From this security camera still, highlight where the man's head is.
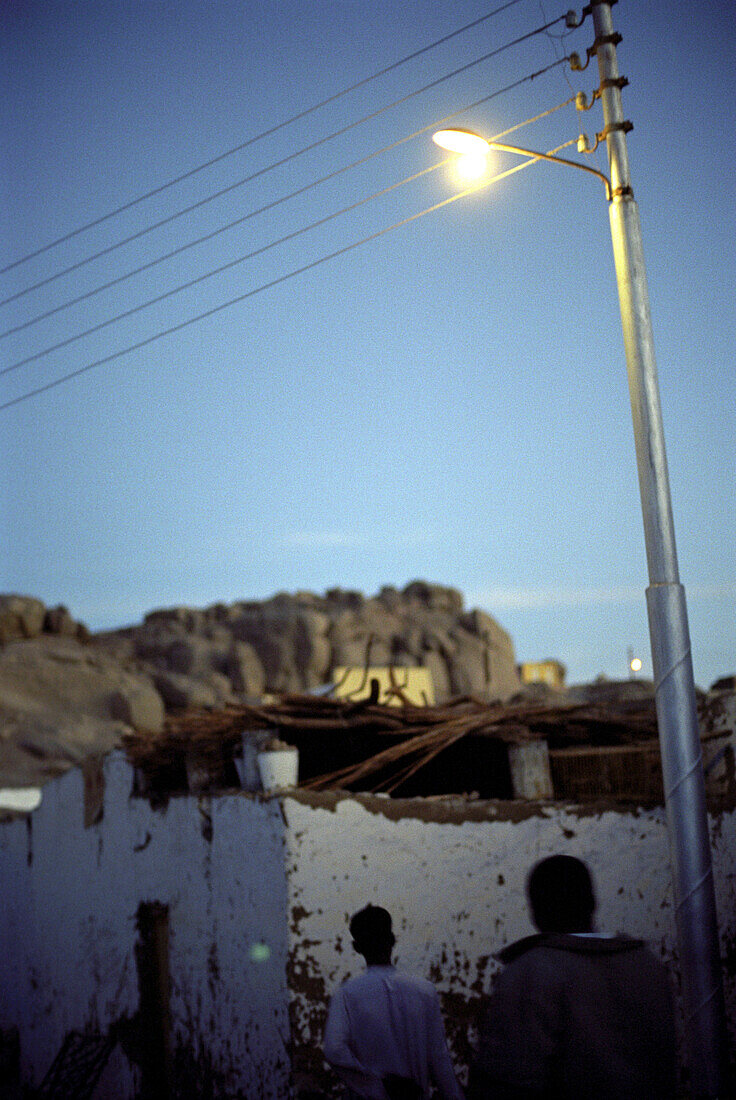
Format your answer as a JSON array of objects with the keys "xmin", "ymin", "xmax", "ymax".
[
  {"xmin": 527, "ymin": 855, "xmax": 596, "ymax": 933},
  {"xmin": 349, "ymin": 904, "xmax": 395, "ymax": 964}
]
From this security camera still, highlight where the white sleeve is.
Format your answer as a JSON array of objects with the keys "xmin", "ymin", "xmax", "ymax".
[{"xmin": 324, "ymin": 987, "xmax": 388, "ymax": 1100}]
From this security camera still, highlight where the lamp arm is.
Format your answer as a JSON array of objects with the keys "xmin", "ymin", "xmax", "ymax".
[{"xmin": 489, "ymin": 141, "xmax": 611, "ymax": 200}]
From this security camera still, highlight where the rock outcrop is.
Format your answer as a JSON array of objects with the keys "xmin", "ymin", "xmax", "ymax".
[
  {"xmin": 0, "ymin": 584, "xmax": 520, "ymax": 788},
  {"xmin": 0, "ymin": 633, "xmax": 164, "ymax": 786},
  {"xmin": 98, "ymin": 581, "xmax": 520, "ymax": 707},
  {"xmin": 0, "ymin": 595, "xmax": 88, "ymax": 645}
]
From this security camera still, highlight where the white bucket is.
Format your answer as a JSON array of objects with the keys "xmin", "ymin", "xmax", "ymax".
[{"xmin": 257, "ymin": 748, "xmax": 299, "ymax": 791}]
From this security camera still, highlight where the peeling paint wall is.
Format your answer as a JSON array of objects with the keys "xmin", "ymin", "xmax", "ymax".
[
  {"xmin": 0, "ymin": 753, "xmax": 291, "ymax": 1098},
  {"xmin": 2, "ymin": 759, "xmax": 736, "ymax": 1098},
  {"xmin": 282, "ymin": 791, "xmax": 736, "ymax": 1095}
]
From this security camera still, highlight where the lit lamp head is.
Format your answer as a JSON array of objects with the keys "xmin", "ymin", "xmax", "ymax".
[{"xmin": 432, "ymin": 127, "xmax": 491, "ymax": 181}]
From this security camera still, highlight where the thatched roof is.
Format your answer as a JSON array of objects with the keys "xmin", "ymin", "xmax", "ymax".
[{"xmin": 123, "ymin": 687, "xmax": 663, "ymax": 799}]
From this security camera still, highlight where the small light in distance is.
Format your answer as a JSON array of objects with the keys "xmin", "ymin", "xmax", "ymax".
[
  {"xmin": 249, "ymin": 942, "xmax": 271, "ymax": 963},
  {"xmin": 630, "ymin": 657, "xmax": 643, "ymax": 674}
]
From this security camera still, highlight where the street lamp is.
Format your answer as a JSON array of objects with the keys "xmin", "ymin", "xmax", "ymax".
[
  {"xmin": 432, "ymin": 127, "xmax": 612, "ymax": 197},
  {"xmin": 433, "ymin": 3, "xmax": 727, "ymax": 1095}
]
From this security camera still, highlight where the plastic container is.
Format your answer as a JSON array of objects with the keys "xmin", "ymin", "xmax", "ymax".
[{"xmin": 256, "ymin": 747, "xmax": 299, "ymax": 791}]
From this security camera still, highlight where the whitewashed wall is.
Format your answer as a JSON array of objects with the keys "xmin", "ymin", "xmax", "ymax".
[
  {"xmin": 2, "ymin": 755, "xmax": 735, "ymax": 1097},
  {"xmin": 282, "ymin": 790, "xmax": 736, "ymax": 1093},
  {"xmin": 0, "ymin": 753, "xmax": 291, "ymax": 1098}
]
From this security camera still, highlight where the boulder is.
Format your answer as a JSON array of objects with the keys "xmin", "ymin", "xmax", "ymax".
[
  {"xmin": 92, "ymin": 629, "xmax": 136, "ymax": 664},
  {"xmin": 165, "ymin": 636, "xmax": 220, "ymax": 677},
  {"xmin": 376, "ymin": 585, "xmax": 402, "ymax": 612},
  {"xmin": 0, "ymin": 595, "xmax": 46, "ymax": 644},
  {"xmin": 143, "ymin": 606, "xmax": 206, "ymax": 633},
  {"xmin": 396, "ymin": 626, "xmax": 424, "ymax": 662},
  {"xmin": 152, "ymin": 671, "xmax": 230, "ymax": 710},
  {"xmin": 0, "ymin": 635, "xmax": 165, "ymax": 786},
  {"xmin": 133, "ymin": 627, "xmax": 187, "ymax": 667},
  {"xmin": 446, "ymin": 633, "xmax": 491, "ymax": 696},
  {"xmin": 296, "ymin": 632, "xmax": 331, "ymax": 687},
  {"xmin": 421, "ymin": 650, "xmax": 452, "ymax": 702},
  {"xmin": 296, "ymin": 607, "xmax": 330, "ymax": 638},
  {"xmin": 43, "ymin": 605, "xmax": 79, "ymax": 637},
  {"xmin": 325, "ymin": 588, "xmax": 365, "ymax": 610},
  {"xmin": 294, "ymin": 610, "xmax": 332, "ymax": 684},
  {"xmin": 461, "ymin": 608, "xmax": 513, "ymax": 652},
  {"xmin": 109, "ymin": 683, "xmax": 165, "ymax": 734},
  {"xmin": 208, "ymin": 671, "xmax": 238, "ymax": 705},
  {"xmin": 227, "ymin": 642, "xmax": 266, "ymax": 697},
  {"xmin": 403, "ymin": 581, "xmax": 464, "ymax": 615},
  {"xmin": 488, "ymin": 652, "xmax": 522, "ymax": 700},
  {"xmin": 419, "ymin": 622, "xmax": 456, "ymax": 656},
  {"xmin": 330, "ymin": 633, "xmax": 392, "ymax": 670},
  {"xmin": 330, "ymin": 604, "xmax": 400, "ymax": 655},
  {"xmin": 231, "ymin": 615, "xmax": 299, "ymax": 692}
]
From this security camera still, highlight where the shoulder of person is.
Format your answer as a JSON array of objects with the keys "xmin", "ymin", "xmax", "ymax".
[
  {"xmin": 383, "ymin": 970, "xmax": 444, "ymax": 1007},
  {"xmin": 332, "ymin": 970, "xmax": 371, "ymax": 997},
  {"xmin": 497, "ymin": 931, "xmax": 646, "ymax": 965},
  {"xmin": 392, "ymin": 970, "xmax": 438, "ymax": 994}
]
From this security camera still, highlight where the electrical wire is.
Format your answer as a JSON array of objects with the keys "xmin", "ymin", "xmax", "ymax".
[
  {"xmin": 491, "ymin": 90, "xmax": 577, "ymax": 140},
  {"xmin": 1, "ymin": 63, "xmax": 573, "ymax": 342},
  {"xmin": 1, "ymin": 161, "xmax": 448, "ymax": 378},
  {"xmin": 0, "ymin": 143, "xmax": 574, "ymax": 413},
  {"xmin": 0, "ymin": 0, "xmax": 527, "ymax": 278},
  {"xmin": 539, "ymin": 0, "xmax": 584, "ymax": 95},
  {"xmin": 0, "ymin": 13, "xmax": 568, "ymax": 308}
]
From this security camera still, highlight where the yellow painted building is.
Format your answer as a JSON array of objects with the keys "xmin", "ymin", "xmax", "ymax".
[
  {"xmin": 332, "ymin": 666, "xmax": 435, "ymax": 706},
  {"xmin": 519, "ymin": 660, "xmax": 566, "ymax": 690}
]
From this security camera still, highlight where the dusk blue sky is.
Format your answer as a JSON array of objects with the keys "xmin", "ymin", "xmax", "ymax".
[{"xmin": 1, "ymin": 0, "xmax": 734, "ymax": 688}]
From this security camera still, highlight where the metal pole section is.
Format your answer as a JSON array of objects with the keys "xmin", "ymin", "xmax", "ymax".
[{"xmin": 590, "ymin": 3, "xmax": 726, "ymax": 1094}]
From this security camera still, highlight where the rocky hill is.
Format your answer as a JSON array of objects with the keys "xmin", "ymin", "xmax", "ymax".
[{"xmin": 0, "ymin": 584, "xmax": 520, "ymax": 787}]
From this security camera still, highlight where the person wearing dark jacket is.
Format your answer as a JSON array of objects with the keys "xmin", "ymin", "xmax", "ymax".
[{"xmin": 468, "ymin": 855, "xmax": 677, "ymax": 1099}]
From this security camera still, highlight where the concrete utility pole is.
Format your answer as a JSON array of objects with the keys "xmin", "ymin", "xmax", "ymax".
[{"xmin": 590, "ymin": 2, "xmax": 726, "ymax": 1094}]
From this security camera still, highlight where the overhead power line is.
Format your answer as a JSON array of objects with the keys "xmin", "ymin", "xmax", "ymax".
[
  {"xmin": 1, "ymin": 161, "xmax": 448, "ymax": 378},
  {"xmin": 1, "ymin": 64, "xmax": 574, "ymax": 342},
  {"xmin": 0, "ymin": 0, "xmax": 527, "ymax": 277},
  {"xmin": 0, "ymin": 12, "xmax": 568, "ymax": 308},
  {"xmin": 0, "ymin": 141, "xmax": 576, "ymax": 413}
]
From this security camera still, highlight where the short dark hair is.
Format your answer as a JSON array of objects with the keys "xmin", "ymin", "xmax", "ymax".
[
  {"xmin": 527, "ymin": 855, "xmax": 596, "ymax": 933},
  {"xmin": 349, "ymin": 905, "xmax": 394, "ymax": 950}
]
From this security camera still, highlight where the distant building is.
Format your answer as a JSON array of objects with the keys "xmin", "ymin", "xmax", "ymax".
[
  {"xmin": 332, "ymin": 666, "xmax": 435, "ymax": 706},
  {"xmin": 519, "ymin": 659, "xmax": 567, "ymax": 690}
]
